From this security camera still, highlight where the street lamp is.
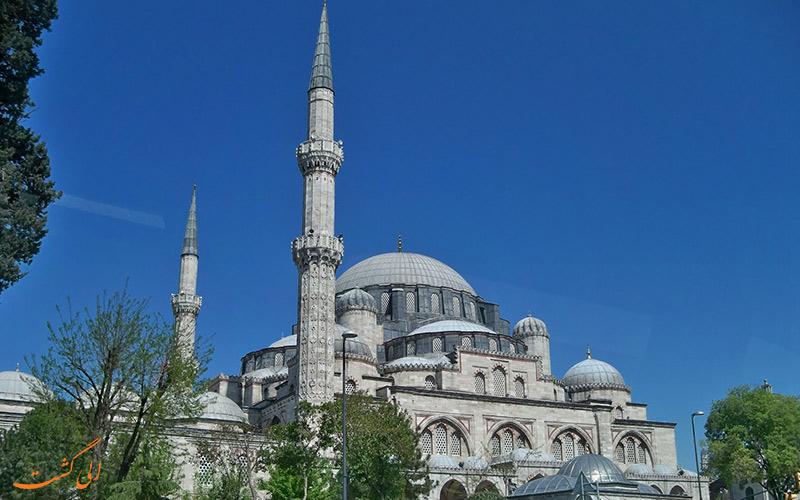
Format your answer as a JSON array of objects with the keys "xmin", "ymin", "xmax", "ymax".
[
  {"xmin": 692, "ymin": 411, "xmax": 705, "ymax": 500},
  {"xmin": 341, "ymin": 331, "xmax": 357, "ymax": 500}
]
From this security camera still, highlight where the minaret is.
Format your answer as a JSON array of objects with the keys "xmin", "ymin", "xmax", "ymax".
[
  {"xmin": 290, "ymin": 2, "xmax": 344, "ymax": 404},
  {"xmin": 171, "ymin": 186, "xmax": 202, "ymax": 358}
]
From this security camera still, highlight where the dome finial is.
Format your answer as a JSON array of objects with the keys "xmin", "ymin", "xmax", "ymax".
[
  {"xmin": 398, "ymin": 232, "xmax": 402, "ymax": 252},
  {"xmin": 586, "ymin": 344, "xmax": 591, "ymax": 359},
  {"xmin": 15, "ymin": 363, "xmax": 19, "ymax": 372}
]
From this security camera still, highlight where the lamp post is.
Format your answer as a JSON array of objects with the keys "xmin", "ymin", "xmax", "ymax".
[
  {"xmin": 692, "ymin": 411, "xmax": 705, "ymax": 500},
  {"xmin": 341, "ymin": 331, "xmax": 357, "ymax": 500}
]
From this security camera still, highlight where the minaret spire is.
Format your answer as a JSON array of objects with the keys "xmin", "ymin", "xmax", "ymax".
[
  {"xmin": 172, "ymin": 186, "xmax": 202, "ymax": 359},
  {"xmin": 291, "ymin": 3, "xmax": 345, "ymax": 404}
]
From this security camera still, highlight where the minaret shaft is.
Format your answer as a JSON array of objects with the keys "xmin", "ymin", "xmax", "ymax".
[
  {"xmin": 172, "ymin": 187, "xmax": 202, "ymax": 359},
  {"xmin": 291, "ymin": 3, "xmax": 343, "ymax": 404}
]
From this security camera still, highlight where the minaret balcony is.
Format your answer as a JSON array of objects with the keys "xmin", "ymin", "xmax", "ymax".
[
  {"xmin": 171, "ymin": 293, "xmax": 203, "ymax": 314},
  {"xmin": 296, "ymin": 139, "xmax": 343, "ymax": 176},
  {"xmin": 291, "ymin": 233, "xmax": 344, "ymax": 268}
]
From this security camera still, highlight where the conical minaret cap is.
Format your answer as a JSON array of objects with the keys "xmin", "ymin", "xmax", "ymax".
[
  {"xmin": 181, "ymin": 186, "xmax": 198, "ymax": 257},
  {"xmin": 309, "ymin": 3, "xmax": 333, "ymax": 91}
]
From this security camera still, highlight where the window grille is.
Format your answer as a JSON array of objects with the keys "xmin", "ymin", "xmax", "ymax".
[
  {"xmin": 407, "ymin": 341, "xmax": 416, "ymax": 356},
  {"xmin": 345, "ymin": 380, "xmax": 356, "ymax": 395},
  {"xmin": 474, "ymin": 373, "xmax": 485, "ymax": 394},
  {"xmin": 425, "ymin": 376, "xmax": 436, "ymax": 390},
  {"xmin": 431, "ymin": 293, "xmax": 440, "ymax": 313},
  {"xmin": 461, "ymin": 336, "xmax": 472, "ymax": 348},
  {"xmin": 275, "ymin": 352, "xmax": 284, "ymax": 367},
  {"xmin": 503, "ymin": 430, "xmax": 513, "ymax": 453},
  {"xmin": 516, "ymin": 435, "xmax": 526, "ymax": 450},
  {"xmin": 450, "ymin": 432, "xmax": 461, "ymax": 456},
  {"xmin": 552, "ymin": 441, "xmax": 562, "ymax": 461},
  {"xmin": 433, "ymin": 337, "xmax": 443, "ymax": 352},
  {"xmin": 625, "ymin": 438, "xmax": 635, "ymax": 463},
  {"xmin": 489, "ymin": 338, "xmax": 497, "ymax": 351},
  {"xmin": 380, "ymin": 292, "xmax": 390, "ymax": 314},
  {"xmin": 196, "ymin": 455, "xmax": 213, "ymax": 485},
  {"xmin": 452, "ymin": 296, "xmax": 461, "ymax": 316},
  {"xmin": 468, "ymin": 302, "xmax": 476, "ymax": 320},
  {"xmin": 616, "ymin": 444, "xmax": 625, "ymax": 462},
  {"xmin": 406, "ymin": 292, "xmax": 416, "ymax": 312},
  {"xmin": 576, "ymin": 440, "xmax": 585, "ymax": 456},
  {"xmin": 421, "ymin": 431, "xmax": 432, "ymax": 454},
  {"xmin": 237, "ymin": 454, "xmax": 248, "ymax": 472},
  {"xmin": 490, "ymin": 435, "xmax": 501, "ymax": 456},
  {"xmin": 435, "ymin": 426, "xmax": 447, "ymax": 455},
  {"xmin": 514, "ymin": 377, "xmax": 525, "ymax": 398},
  {"xmin": 637, "ymin": 443, "xmax": 646, "ymax": 463},
  {"xmin": 564, "ymin": 434, "xmax": 575, "ymax": 460},
  {"xmin": 493, "ymin": 367, "xmax": 506, "ymax": 396}
]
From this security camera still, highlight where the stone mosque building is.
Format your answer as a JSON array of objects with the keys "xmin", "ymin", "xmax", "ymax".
[{"xmin": 0, "ymin": 4, "xmax": 709, "ymax": 499}]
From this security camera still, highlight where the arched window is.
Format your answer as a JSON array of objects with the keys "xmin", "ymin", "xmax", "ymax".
[
  {"xmin": 433, "ymin": 337, "xmax": 443, "ymax": 352},
  {"xmin": 406, "ymin": 292, "xmax": 416, "ymax": 312},
  {"xmin": 474, "ymin": 373, "xmax": 486, "ymax": 394},
  {"xmin": 637, "ymin": 443, "xmax": 646, "ymax": 463},
  {"xmin": 407, "ymin": 341, "xmax": 416, "ymax": 356},
  {"xmin": 514, "ymin": 377, "xmax": 525, "ymax": 398},
  {"xmin": 615, "ymin": 406, "xmax": 623, "ymax": 418},
  {"xmin": 425, "ymin": 375, "xmax": 436, "ymax": 390},
  {"xmin": 450, "ymin": 432, "xmax": 462, "ymax": 456},
  {"xmin": 552, "ymin": 430, "xmax": 590, "ymax": 461},
  {"xmin": 461, "ymin": 336, "xmax": 472, "ymax": 348},
  {"xmin": 468, "ymin": 302, "xmax": 476, "ymax": 320},
  {"xmin": 502, "ymin": 430, "xmax": 514, "ymax": 453},
  {"xmin": 489, "ymin": 425, "xmax": 529, "ymax": 456},
  {"xmin": 421, "ymin": 430, "xmax": 432, "ymax": 454},
  {"xmin": 380, "ymin": 292, "xmax": 390, "ymax": 314},
  {"xmin": 615, "ymin": 435, "xmax": 650, "ymax": 464},
  {"xmin": 431, "ymin": 293, "xmax": 440, "ymax": 313},
  {"xmin": 745, "ymin": 487, "xmax": 755, "ymax": 500},
  {"xmin": 435, "ymin": 426, "xmax": 447, "ymax": 455},
  {"xmin": 493, "ymin": 367, "xmax": 506, "ymax": 396},
  {"xmin": 552, "ymin": 441, "xmax": 562, "ymax": 461},
  {"xmin": 516, "ymin": 435, "xmax": 526, "ymax": 450},
  {"xmin": 616, "ymin": 445, "xmax": 625, "ymax": 462},
  {"xmin": 670, "ymin": 486, "xmax": 686, "ymax": 496},
  {"xmin": 345, "ymin": 379, "xmax": 356, "ymax": 395},
  {"xmin": 489, "ymin": 338, "xmax": 497, "ymax": 351},
  {"xmin": 490, "ymin": 435, "xmax": 501, "ymax": 456},
  {"xmin": 509, "ymin": 343, "xmax": 516, "ymax": 354},
  {"xmin": 625, "ymin": 437, "xmax": 636, "ymax": 463},
  {"xmin": 452, "ymin": 296, "xmax": 461, "ymax": 316},
  {"xmin": 275, "ymin": 352, "xmax": 284, "ymax": 367}
]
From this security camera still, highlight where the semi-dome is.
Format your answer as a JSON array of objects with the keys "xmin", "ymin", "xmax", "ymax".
[
  {"xmin": 562, "ymin": 358, "xmax": 628, "ymax": 391},
  {"xmin": 626, "ymin": 463, "xmax": 654, "ymax": 475},
  {"xmin": 461, "ymin": 456, "xmax": 489, "ymax": 469},
  {"xmin": 427, "ymin": 454, "xmax": 461, "ymax": 469},
  {"xmin": 409, "ymin": 319, "xmax": 494, "ymax": 336},
  {"xmin": 334, "ymin": 335, "xmax": 373, "ymax": 358},
  {"xmin": 653, "ymin": 464, "xmax": 677, "ymax": 475},
  {"xmin": 0, "ymin": 367, "xmax": 46, "ymax": 402},
  {"xmin": 336, "ymin": 288, "xmax": 377, "ymax": 315},
  {"xmin": 513, "ymin": 314, "xmax": 549, "ymax": 338},
  {"xmin": 199, "ymin": 392, "xmax": 246, "ymax": 422},
  {"xmin": 336, "ymin": 252, "xmax": 476, "ymax": 295},
  {"xmin": 268, "ymin": 334, "xmax": 297, "ymax": 349},
  {"xmin": 557, "ymin": 454, "xmax": 629, "ymax": 484}
]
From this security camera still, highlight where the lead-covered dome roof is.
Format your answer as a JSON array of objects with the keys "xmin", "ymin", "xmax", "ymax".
[
  {"xmin": 199, "ymin": 392, "xmax": 246, "ymax": 422},
  {"xmin": 513, "ymin": 314, "xmax": 549, "ymax": 338},
  {"xmin": 336, "ymin": 253, "xmax": 475, "ymax": 295},
  {"xmin": 336, "ymin": 288, "xmax": 377, "ymax": 315},
  {"xmin": 557, "ymin": 454, "xmax": 629, "ymax": 483},
  {"xmin": 562, "ymin": 358, "xmax": 628, "ymax": 392},
  {"xmin": 0, "ymin": 367, "xmax": 47, "ymax": 402}
]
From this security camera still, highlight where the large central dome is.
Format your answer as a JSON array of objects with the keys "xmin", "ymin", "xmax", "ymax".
[{"xmin": 336, "ymin": 252, "xmax": 475, "ymax": 295}]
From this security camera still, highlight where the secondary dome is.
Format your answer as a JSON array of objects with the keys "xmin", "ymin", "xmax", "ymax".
[
  {"xmin": 513, "ymin": 314, "xmax": 549, "ymax": 338},
  {"xmin": 199, "ymin": 392, "xmax": 246, "ymax": 422},
  {"xmin": 336, "ymin": 252, "xmax": 475, "ymax": 295},
  {"xmin": 0, "ymin": 367, "xmax": 46, "ymax": 402},
  {"xmin": 557, "ymin": 454, "xmax": 629, "ymax": 483},
  {"xmin": 336, "ymin": 288, "xmax": 377, "ymax": 315},
  {"xmin": 268, "ymin": 334, "xmax": 297, "ymax": 349},
  {"xmin": 409, "ymin": 319, "xmax": 494, "ymax": 336},
  {"xmin": 562, "ymin": 358, "xmax": 628, "ymax": 391}
]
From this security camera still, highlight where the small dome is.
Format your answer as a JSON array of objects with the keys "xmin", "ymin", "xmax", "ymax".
[
  {"xmin": 409, "ymin": 319, "xmax": 494, "ymax": 336},
  {"xmin": 512, "ymin": 475, "xmax": 577, "ymax": 496},
  {"xmin": 0, "ymin": 368, "xmax": 46, "ymax": 402},
  {"xmin": 557, "ymin": 454, "xmax": 629, "ymax": 483},
  {"xmin": 461, "ymin": 456, "xmax": 489, "ymax": 470},
  {"xmin": 653, "ymin": 464, "xmax": 677, "ymax": 475},
  {"xmin": 199, "ymin": 392, "xmax": 246, "ymax": 422},
  {"xmin": 383, "ymin": 356, "xmax": 433, "ymax": 370},
  {"xmin": 337, "ymin": 252, "xmax": 476, "ymax": 295},
  {"xmin": 336, "ymin": 288, "xmax": 377, "ymax": 315},
  {"xmin": 334, "ymin": 335, "xmax": 373, "ymax": 358},
  {"xmin": 562, "ymin": 358, "xmax": 628, "ymax": 391},
  {"xmin": 513, "ymin": 314, "xmax": 549, "ymax": 338},
  {"xmin": 246, "ymin": 367, "xmax": 278, "ymax": 379},
  {"xmin": 427, "ymin": 454, "xmax": 461, "ymax": 469},
  {"xmin": 268, "ymin": 334, "xmax": 297, "ymax": 349},
  {"xmin": 626, "ymin": 463, "xmax": 654, "ymax": 475}
]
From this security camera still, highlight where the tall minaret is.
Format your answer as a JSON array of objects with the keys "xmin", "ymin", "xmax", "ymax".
[
  {"xmin": 171, "ymin": 186, "xmax": 202, "ymax": 358},
  {"xmin": 290, "ymin": 2, "xmax": 344, "ymax": 404}
]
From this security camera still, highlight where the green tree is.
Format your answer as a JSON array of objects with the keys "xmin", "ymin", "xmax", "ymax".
[
  {"xmin": 0, "ymin": 0, "xmax": 61, "ymax": 296},
  {"xmin": 705, "ymin": 385, "xmax": 800, "ymax": 500},
  {"xmin": 193, "ymin": 422, "xmax": 268, "ymax": 500},
  {"xmin": 28, "ymin": 287, "xmax": 211, "ymax": 499},
  {"xmin": 323, "ymin": 393, "xmax": 432, "ymax": 500}
]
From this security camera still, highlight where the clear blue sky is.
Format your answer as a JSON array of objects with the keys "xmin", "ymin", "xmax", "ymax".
[{"xmin": 2, "ymin": 1, "xmax": 799, "ymax": 471}]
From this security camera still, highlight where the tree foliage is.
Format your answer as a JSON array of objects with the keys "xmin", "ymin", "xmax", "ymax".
[
  {"xmin": 705, "ymin": 385, "xmax": 800, "ymax": 500},
  {"xmin": 0, "ymin": 0, "xmax": 61, "ymax": 296},
  {"xmin": 193, "ymin": 422, "xmax": 267, "ymax": 500},
  {"xmin": 27, "ymin": 286, "xmax": 210, "ymax": 498}
]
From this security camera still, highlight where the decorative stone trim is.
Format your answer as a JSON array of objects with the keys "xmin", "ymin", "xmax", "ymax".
[
  {"xmin": 333, "ymin": 352, "xmax": 376, "ymax": 364},
  {"xmin": 458, "ymin": 346, "xmax": 538, "ymax": 361},
  {"xmin": 170, "ymin": 293, "xmax": 202, "ymax": 314},
  {"xmin": 291, "ymin": 234, "xmax": 344, "ymax": 268},
  {"xmin": 296, "ymin": 139, "xmax": 343, "ymax": 176}
]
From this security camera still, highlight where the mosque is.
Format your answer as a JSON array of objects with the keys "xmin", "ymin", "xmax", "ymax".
[{"xmin": 0, "ymin": 4, "xmax": 709, "ymax": 499}]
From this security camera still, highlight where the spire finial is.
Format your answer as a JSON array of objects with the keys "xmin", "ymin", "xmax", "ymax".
[
  {"xmin": 398, "ymin": 233, "xmax": 402, "ymax": 252},
  {"xmin": 309, "ymin": 2, "xmax": 333, "ymax": 91},
  {"xmin": 181, "ymin": 185, "xmax": 198, "ymax": 257},
  {"xmin": 586, "ymin": 344, "xmax": 591, "ymax": 359},
  {"xmin": 15, "ymin": 363, "xmax": 19, "ymax": 372}
]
